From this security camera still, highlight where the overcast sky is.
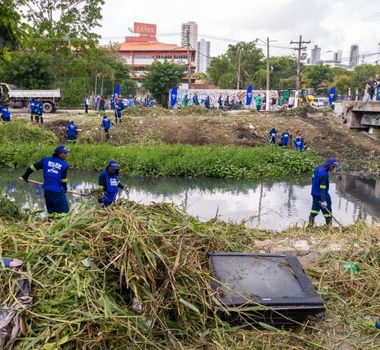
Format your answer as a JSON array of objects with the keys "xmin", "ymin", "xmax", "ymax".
[{"xmin": 97, "ymin": 0, "xmax": 380, "ymax": 63}]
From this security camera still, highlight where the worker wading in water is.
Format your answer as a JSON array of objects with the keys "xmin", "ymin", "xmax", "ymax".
[
  {"xmin": 22, "ymin": 145, "xmax": 70, "ymax": 219},
  {"xmin": 309, "ymin": 158, "xmax": 339, "ymax": 227},
  {"xmin": 98, "ymin": 160, "xmax": 126, "ymax": 207}
]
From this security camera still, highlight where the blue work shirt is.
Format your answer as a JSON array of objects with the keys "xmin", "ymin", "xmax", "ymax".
[
  {"xmin": 311, "ymin": 166, "xmax": 329, "ymax": 201},
  {"xmin": 281, "ymin": 132, "xmax": 290, "ymax": 146},
  {"xmin": 102, "ymin": 117, "xmax": 111, "ymax": 129}
]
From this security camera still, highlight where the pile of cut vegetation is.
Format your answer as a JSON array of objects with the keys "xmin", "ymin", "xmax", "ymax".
[
  {"xmin": 0, "ymin": 199, "xmax": 379, "ymax": 349},
  {"xmin": 0, "ymin": 120, "xmax": 57, "ymax": 145}
]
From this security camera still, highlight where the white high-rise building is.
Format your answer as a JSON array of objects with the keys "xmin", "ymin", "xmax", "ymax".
[
  {"xmin": 181, "ymin": 21, "xmax": 198, "ymax": 68},
  {"xmin": 197, "ymin": 39, "xmax": 210, "ymax": 73},
  {"xmin": 311, "ymin": 45, "xmax": 321, "ymax": 64},
  {"xmin": 349, "ymin": 44, "xmax": 359, "ymax": 67},
  {"xmin": 181, "ymin": 21, "xmax": 198, "ymax": 49}
]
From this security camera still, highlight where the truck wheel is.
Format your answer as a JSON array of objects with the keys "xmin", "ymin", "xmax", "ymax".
[{"xmin": 43, "ymin": 102, "xmax": 54, "ymax": 113}]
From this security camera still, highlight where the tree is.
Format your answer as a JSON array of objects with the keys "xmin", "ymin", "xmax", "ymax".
[
  {"xmin": 0, "ymin": 51, "xmax": 53, "ymax": 88},
  {"xmin": 142, "ymin": 61, "xmax": 186, "ymax": 107},
  {"xmin": 207, "ymin": 41, "xmax": 264, "ymax": 89},
  {"xmin": 192, "ymin": 72, "xmax": 208, "ymax": 81},
  {"xmin": 303, "ymin": 64, "xmax": 333, "ymax": 90},
  {"xmin": 350, "ymin": 64, "xmax": 380, "ymax": 93},
  {"xmin": 0, "ymin": 0, "xmax": 28, "ymax": 61},
  {"xmin": 269, "ymin": 56, "xmax": 297, "ymax": 89},
  {"xmin": 17, "ymin": 0, "xmax": 104, "ymax": 50},
  {"xmin": 330, "ymin": 75, "xmax": 351, "ymax": 95}
]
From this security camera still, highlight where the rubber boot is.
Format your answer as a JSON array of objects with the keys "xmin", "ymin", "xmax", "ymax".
[
  {"xmin": 30, "ymin": 115, "xmax": 34, "ymax": 122},
  {"xmin": 40, "ymin": 117, "xmax": 43, "ymax": 124},
  {"xmin": 325, "ymin": 217, "xmax": 332, "ymax": 227},
  {"xmin": 35, "ymin": 115, "xmax": 39, "ymax": 124},
  {"xmin": 307, "ymin": 216, "xmax": 315, "ymax": 228}
]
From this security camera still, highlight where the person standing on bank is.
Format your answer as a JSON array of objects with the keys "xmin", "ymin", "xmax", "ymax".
[
  {"xmin": 98, "ymin": 160, "xmax": 126, "ymax": 207},
  {"xmin": 22, "ymin": 145, "xmax": 70, "ymax": 219},
  {"xmin": 308, "ymin": 158, "xmax": 339, "ymax": 227},
  {"xmin": 84, "ymin": 96, "xmax": 89, "ymax": 114}
]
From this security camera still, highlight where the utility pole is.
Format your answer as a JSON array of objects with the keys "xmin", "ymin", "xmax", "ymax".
[
  {"xmin": 266, "ymin": 37, "xmax": 271, "ymax": 111},
  {"xmin": 290, "ymin": 35, "xmax": 310, "ymax": 90},
  {"xmin": 186, "ymin": 28, "xmax": 192, "ymax": 89},
  {"xmin": 236, "ymin": 49, "xmax": 242, "ymax": 90}
]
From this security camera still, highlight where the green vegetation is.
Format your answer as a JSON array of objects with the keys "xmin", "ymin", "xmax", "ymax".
[
  {"xmin": 0, "ymin": 143, "xmax": 319, "ymax": 179},
  {"xmin": 142, "ymin": 61, "xmax": 186, "ymax": 107},
  {"xmin": 0, "ymin": 120, "xmax": 57, "ymax": 145},
  {"xmin": 0, "ymin": 0, "xmax": 28, "ymax": 61},
  {"xmin": 0, "ymin": 200, "xmax": 378, "ymax": 349}
]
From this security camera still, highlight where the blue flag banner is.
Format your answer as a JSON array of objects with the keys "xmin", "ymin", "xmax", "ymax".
[
  {"xmin": 114, "ymin": 85, "xmax": 121, "ymax": 97},
  {"xmin": 170, "ymin": 87, "xmax": 178, "ymax": 108},
  {"xmin": 329, "ymin": 86, "xmax": 336, "ymax": 105},
  {"xmin": 246, "ymin": 84, "xmax": 253, "ymax": 105}
]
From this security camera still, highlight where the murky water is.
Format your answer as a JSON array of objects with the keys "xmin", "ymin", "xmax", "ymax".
[{"xmin": 1, "ymin": 168, "xmax": 379, "ymax": 230}]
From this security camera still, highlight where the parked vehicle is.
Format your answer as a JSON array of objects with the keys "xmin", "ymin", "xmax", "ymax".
[
  {"xmin": 0, "ymin": 83, "xmax": 62, "ymax": 113},
  {"xmin": 312, "ymin": 97, "xmax": 330, "ymax": 109}
]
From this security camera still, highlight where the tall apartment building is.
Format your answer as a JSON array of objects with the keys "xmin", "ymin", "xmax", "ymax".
[
  {"xmin": 181, "ymin": 21, "xmax": 198, "ymax": 69},
  {"xmin": 349, "ymin": 44, "xmax": 360, "ymax": 67},
  {"xmin": 311, "ymin": 45, "xmax": 321, "ymax": 64},
  {"xmin": 197, "ymin": 39, "xmax": 210, "ymax": 73}
]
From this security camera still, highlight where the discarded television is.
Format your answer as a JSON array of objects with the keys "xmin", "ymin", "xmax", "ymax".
[{"xmin": 208, "ymin": 253, "xmax": 325, "ymax": 326}]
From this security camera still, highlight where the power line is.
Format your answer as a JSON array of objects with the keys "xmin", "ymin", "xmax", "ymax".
[{"xmin": 290, "ymin": 35, "xmax": 311, "ymax": 90}]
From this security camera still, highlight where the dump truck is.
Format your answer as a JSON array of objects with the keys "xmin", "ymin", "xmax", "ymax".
[{"xmin": 0, "ymin": 83, "xmax": 62, "ymax": 113}]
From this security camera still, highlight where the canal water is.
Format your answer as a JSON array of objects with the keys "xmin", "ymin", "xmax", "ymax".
[{"xmin": 1, "ymin": 169, "xmax": 379, "ymax": 230}]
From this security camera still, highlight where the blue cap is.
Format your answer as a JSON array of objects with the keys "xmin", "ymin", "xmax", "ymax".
[
  {"xmin": 54, "ymin": 145, "xmax": 69, "ymax": 154},
  {"xmin": 108, "ymin": 160, "xmax": 119, "ymax": 170},
  {"xmin": 326, "ymin": 158, "xmax": 339, "ymax": 168}
]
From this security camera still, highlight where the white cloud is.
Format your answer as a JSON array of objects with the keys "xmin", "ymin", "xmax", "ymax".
[{"xmin": 97, "ymin": 0, "xmax": 380, "ymax": 62}]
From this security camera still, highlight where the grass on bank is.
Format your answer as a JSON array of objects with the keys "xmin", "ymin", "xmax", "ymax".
[
  {"xmin": 0, "ymin": 198, "xmax": 379, "ymax": 349},
  {"xmin": 0, "ymin": 143, "xmax": 319, "ymax": 179}
]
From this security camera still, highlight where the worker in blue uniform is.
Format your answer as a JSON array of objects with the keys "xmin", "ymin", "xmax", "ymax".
[
  {"xmin": 98, "ymin": 160, "xmax": 126, "ymax": 206},
  {"xmin": 308, "ymin": 158, "xmax": 339, "ymax": 227},
  {"xmin": 35, "ymin": 99, "xmax": 44, "ymax": 124},
  {"xmin": 102, "ymin": 115, "xmax": 113, "ymax": 140},
  {"xmin": 110, "ymin": 95, "xmax": 115, "ymax": 110},
  {"xmin": 22, "ymin": 145, "xmax": 70, "ymax": 219},
  {"xmin": 66, "ymin": 121, "xmax": 78, "ymax": 143},
  {"xmin": 269, "ymin": 128, "xmax": 277, "ymax": 144},
  {"xmin": 280, "ymin": 130, "xmax": 291, "ymax": 147},
  {"xmin": 293, "ymin": 134, "xmax": 304, "ymax": 151},
  {"xmin": 205, "ymin": 95, "xmax": 211, "ymax": 109},
  {"xmin": 218, "ymin": 95, "xmax": 223, "ymax": 109},
  {"xmin": 115, "ymin": 100, "xmax": 124, "ymax": 123},
  {"xmin": 30, "ymin": 98, "xmax": 36, "ymax": 122},
  {"xmin": 1, "ymin": 106, "xmax": 11, "ymax": 122},
  {"xmin": 193, "ymin": 94, "xmax": 199, "ymax": 106}
]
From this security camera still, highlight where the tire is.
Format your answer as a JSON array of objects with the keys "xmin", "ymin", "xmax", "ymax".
[{"xmin": 43, "ymin": 102, "xmax": 54, "ymax": 113}]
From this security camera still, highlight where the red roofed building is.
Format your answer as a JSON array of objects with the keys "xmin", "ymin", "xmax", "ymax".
[{"xmin": 117, "ymin": 35, "xmax": 196, "ymax": 85}]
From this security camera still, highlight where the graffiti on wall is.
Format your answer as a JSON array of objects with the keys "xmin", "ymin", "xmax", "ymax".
[{"xmin": 171, "ymin": 89, "xmax": 278, "ymax": 109}]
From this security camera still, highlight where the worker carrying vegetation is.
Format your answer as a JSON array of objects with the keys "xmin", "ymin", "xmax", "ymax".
[
  {"xmin": 293, "ymin": 134, "xmax": 304, "ymax": 151},
  {"xmin": 22, "ymin": 145, "xmax": 70, "ymax": 219},
  {"xmin": 98, "ymin": 160, "xmax": 126, "ymax": 207},
  {"xmin": 269, "ymin": 128, "xmax": 277, "ymax": 144},
  {"xmin": 102, "ymin": 115, "xmax": 114, "ymax": 140},
  {"xmin": 115, "ymin": 100, "xmax": 125, "ymax": 123},
  {"xmin": 30, "ymin": 98, "xmax": 36, "ymax": 122},
  {"xmin": 280, "ymin": 130, "xmax": 291, "ymax": 147},
  {"xmin": 1, "ymin": 106, "xmax": 11, "ymax": 122},
  {"xmin": 66, "ymin": 121, "xmax": 78, "ymax": 143},
  {"xmin": 309, "ymin": 158, "xmax": 339, "ymax": 227}
]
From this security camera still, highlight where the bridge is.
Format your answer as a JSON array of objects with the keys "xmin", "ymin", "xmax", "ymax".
[{"xmin": 343, "ymin": 101, "xmax": 380, "ymax": 137}]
